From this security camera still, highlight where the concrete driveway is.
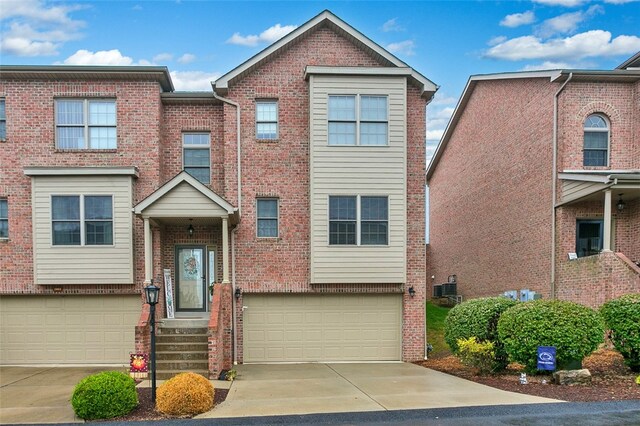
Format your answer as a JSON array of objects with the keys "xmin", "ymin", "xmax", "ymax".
[
  {"xmin": 0, "ymin": 366, "xmax": 112, "ymax": 424},
  {"xmin": 198, "ymin": 363, "xmax": 560, "ymax": 418}
]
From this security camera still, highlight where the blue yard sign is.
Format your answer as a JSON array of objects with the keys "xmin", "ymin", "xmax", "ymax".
[{"xmin": 537, "ymin": 346, "xmax": 556, "ymax": 371}]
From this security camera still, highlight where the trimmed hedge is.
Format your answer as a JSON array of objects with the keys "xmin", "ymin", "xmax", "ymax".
[
  {"xmin": 497, "ymin": 300, "xmax": 604, "ymax": 372},
  {"xmin": 156, "ymin": 372, "xmax": 214, "ymax": 416},
  {"xmin": 71, "ymin": 371, "xmax": 138, "ymax": 420},
  {"xmin": 444, "ymin": 297, "xmax": 518, "ymax": 369},
  {"xmin": 600, "ymin": 294, "xmax": 640, "ymax": 372}
]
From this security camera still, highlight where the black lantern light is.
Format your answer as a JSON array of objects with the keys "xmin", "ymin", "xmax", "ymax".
[
  {"xmin": 235, "ymin": 287, "xmax": 242, "ymax": 299},
  {"xmin": 408, "ymin": 286, "xmax": 416, "ymax": 297},
  {"xmin": 144, "ymin": 281, "xmax": 161, "ymax": 403},
  {"xmin": 617, "ymin": 194, "xmax": 626, "ymax": 212},
  {"xmin": 187, "ymin": 219, "xmax": 194, "ymax": 237}
]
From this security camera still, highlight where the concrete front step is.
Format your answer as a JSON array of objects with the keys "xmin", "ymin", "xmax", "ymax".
[
  {"xmin": 160, "ymin": 319, "xmax": 209, "ymax": 328},
  {"xmin": 157, "ymin": 351, "xmax": 208, "ymax": 361},
  {"xmin": 157, "ymin": 360, "xmax": 209, "ymax": 370},
  {"xmin": 158, "ymin": 327, "xmax": 209, "ymax": 335},
  {"xmin": 156, "ymin": 342, "xmax": 208, "ymax": 352},
  {"xmin": 155, "ymin": 334, "xmax": 208, "ymax": 344},
  {"xmin": 156, "ymin": 370, "xmax": 209, "ymax": 380}
]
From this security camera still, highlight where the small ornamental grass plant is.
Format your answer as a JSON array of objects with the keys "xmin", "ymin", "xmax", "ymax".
[
  {"xmin": 456, "ymin": 337, "xmax": 497, "ymax": 375},
  {"xmin": 498, "ymin": 300, "xmax": 604, "ymax": 372},
  {"xmin": 444, "ymin": 297, "xmax": 518, "ymax": 370},
  {"xmin": 600, "ymin": 294, "xmax": 640, "ymax": 372},
  {"xmin": 71, "ymin": 371, "xmax": 138, "ymax": 420},
  {"xmin": 156, "ymin": 372, "xmax": 214, "ymax": 416}
]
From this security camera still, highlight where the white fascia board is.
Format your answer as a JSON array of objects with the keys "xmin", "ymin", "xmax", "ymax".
[
  {"xmin": 133, "ymin": 171, "xmax": 235, "ymax": 215},
  {"xmin": 24, "ymin": 166, "xmax": 139, "ymax": 177}
]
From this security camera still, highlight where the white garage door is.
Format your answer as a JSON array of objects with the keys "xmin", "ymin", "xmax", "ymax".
[
  {"xmin": 0, "ymin": 295, "xmax": 140, "ymax": 364},
  {"xmin": 243, "ymin": 294, "xmax": 402, "ymax": 362}
]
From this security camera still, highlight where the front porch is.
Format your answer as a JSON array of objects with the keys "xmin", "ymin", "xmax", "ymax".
[
  {"xmin": 556, "ymin": 170, "xmax": 640, "ymax": 306},
  {"xmin": 133, "ymin": 172, "xmax": 237, "ymax": 377}
]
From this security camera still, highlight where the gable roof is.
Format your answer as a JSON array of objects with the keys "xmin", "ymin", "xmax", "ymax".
[
  {"xmin": 134, "ymin": 171, "xmax": 235, "ymax": 215},
  {"xmin": 213, "ymin": 10, "xmax": 437, "ymax": 100},
  {"xmin": 616, "ymin": 51, "xmax": 640, "ymax": 70}
]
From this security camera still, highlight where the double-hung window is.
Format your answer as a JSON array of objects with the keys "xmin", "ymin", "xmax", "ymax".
[
  {"xmin": 0, "ymin": 199, "xmax": 8, "ymax": 239},
  {"xmin": 256, "ymin": 100, "xmax": 278, "ymax": 140},
  {"xmin": 583, "ymin": 114, "xmax": 609, "ymax": 167},
  {"xmin": 183, "ymin": 133, "xmax": 211, "ymax": 184},
  {"xmin": 55, "ymin": 99, "xmax": 116, "ymax": 149},
  {"xmin": 0, "ymin": 99, "xmax": 6, "ymax": 141},
  {"xmin": 256, "ymin": 198, "xmax": 278, "ymax": 238},
  {"xmin": 52, "ymin": 195, "xmax": 113, "ymax": 245},
  {"xmin": 328, "ymin": 95, "xmax": 388, "ymax": 146},
  {"xmin": 329, "ymin": 196, "xmax": 388, "ymax": 245}
]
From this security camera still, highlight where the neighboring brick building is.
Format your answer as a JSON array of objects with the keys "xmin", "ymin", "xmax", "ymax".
[
  {"xmin": 0, "ymin": 11, "xmax": 436, "ymax": 375},
  {"xmin": 426, "ymin": 53, "xmax": 640, "ymax": 308}
]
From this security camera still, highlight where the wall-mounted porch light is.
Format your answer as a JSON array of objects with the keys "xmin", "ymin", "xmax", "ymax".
[
  {"xmin": 235, "ymin": 287, "xmax": 242, "ymax": 299},
  {"xmin": 408, "ymin": 286, "xmax": 416, "ymax": 297},
  {"xmin": 617, "ymin": 194, "xmax": 626, "ymax": 211},
  {"xmin": 187, "ymin": 219, "xmax": 194, "ymax": 237}
]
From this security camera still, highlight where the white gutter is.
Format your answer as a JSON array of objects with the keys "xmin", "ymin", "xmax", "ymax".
[
  {"xmin": 551, "ymin": 72, "xmax": 572, "ymax": 299},
  {"xmin": 212, "ymin": 84, "xmax": 242, "ymax": 365}
]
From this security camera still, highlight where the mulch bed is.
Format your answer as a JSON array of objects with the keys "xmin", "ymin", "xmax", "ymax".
[
  {"xmin": 419, "ymin": 349, "xmax": 640, "ymax": 402},
  {"xmin": 92, "ymin": 386, "xmax": 229, "ymax": 422}
]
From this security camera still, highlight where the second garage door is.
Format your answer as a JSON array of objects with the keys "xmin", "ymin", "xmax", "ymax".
[{"xmin": 243, "ymin": 294, "xmax": 402, "ymax": 362}]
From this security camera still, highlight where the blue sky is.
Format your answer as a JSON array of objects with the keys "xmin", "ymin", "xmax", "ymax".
[{"xmin": 1, "ymin": 0, "xmax": 639, "ymax": 148}]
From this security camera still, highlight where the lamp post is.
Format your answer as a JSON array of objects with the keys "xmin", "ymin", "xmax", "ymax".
[{"xmin": 144, "ymin": 281, "xmax": 160, "ymax": 403}]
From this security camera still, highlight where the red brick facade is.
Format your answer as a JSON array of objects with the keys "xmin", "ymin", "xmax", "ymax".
[
  {"xmin": 1, "ymin": 14, "xmax": 430, "ymax": 368},
  {"xmin": 428, "ymin": 73, "xmax": 640, "ymax": 306}
]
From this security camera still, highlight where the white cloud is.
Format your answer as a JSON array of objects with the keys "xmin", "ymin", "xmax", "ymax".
[
  {"xmin": 386, "ymin": 40, "xmax": 415, "ymax": 56},
  {"xmin": 430, "ymin": 92, "xmax": 458, "ymax": 106},
  {"xmin": 500, "ymin": 11, "xmax": 535, "ymax": 28},
  {"xmin": 532, "ymin": 0, "xmax": 586, "ymax": 6},
  {"xmin": 426, "ymin": 104, "xmax": 455, "ymax": 143},
  {"xmin": 488, "ymin": 36, "xmax": 508, "ymax": 46},
  {"xmin": 426, "ymin": 129, "xmax": 445, "ymax": 141},
  {"xmin": 226, "ymin": 23, "xmax": 297, "ymax": 47},
  {"xmin": 0, "ymin": 0, "xmax": 85, "ymax": 57},
  {"xmin": 153, "ymin": 53, "xmax": 173, "ymax": 62},
  {"xmin": 62, "ymin": 49, "xmax": 134, "ymax": 65},
  {"xmin": 177, "ymin": 53, "xmax": 196, "ymax": 64},
  {"xmin": 485, "ymin": 30, "xmax": 640, "ymax": 61},
  {"xmin": 521, "ymin": 61, "xmax": 575, "ymax": 71},
  {"xmin": 536, "ymin": 5, "xmax": 603, "ymax": 38},
  {"xmin": 170, "ymin": 71, "xmax": 220, "ymax": 91},
  {"xmin": 382, "ymin": 18, "xmax": 404, "ymax": 32}
]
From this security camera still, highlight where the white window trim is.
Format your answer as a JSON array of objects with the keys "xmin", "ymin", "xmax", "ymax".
[
  {"xmin": 0, "ymin": 198, "xmax": 8, "ymax": 240},
  {"xmin": 182, "ymin": 132, "xmax": 211, "ymax": 184},
  {"xmin": 54, "ymin": 98, "xmax": 117, "ymax": 150},
  {"xmin": 0, "ymin": 98, "xmax": 6, "ymax": 142},
  {"xmin": 583, "ymin": 113, "xmax": 610, "ymax": 167},
  {"xmin": 256, "ymin": 99, "xmax": 279, "ymax": 140},
  {"xmin": 327, "ymin": 195, "xmax": 389, "ymax": 246},
  {"xmin": 50, "ymin": 194, "xmax": 115, "ymax": 247},
  {"xmin": 256, "ymin": 198, "xmax": 279, "ymax": 238},
  {"xmin": 327, "ymin": 94, "xmax": 388, "ymax": 147}
]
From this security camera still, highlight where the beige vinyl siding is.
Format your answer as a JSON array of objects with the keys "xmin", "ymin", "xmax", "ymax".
[
  {"xmin": 142, "ymin": 182, "xmax": 228, "ymax": 218},
  {"xmin": 560, "ymin": 180, "xmax": 608, "ymax": 204},
  {"xmin": 32, "ymin": 175, "xmax": 134, "ymax": 285},
  {"xmin": 0, "ymin": 295, "xmax": 139, "ymax": 364},
  {"xmin": 310, "ymin": 74, "xmax": 407, "ymax": 284},
  {"xmin": 243, "ymin": 294, "xmax": 402, "ymax": 362}
]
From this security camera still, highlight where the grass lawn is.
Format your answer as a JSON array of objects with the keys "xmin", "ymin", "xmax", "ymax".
[{"xmin": 426, "ymin": 301, "xmax": 452, "ymax": 358}]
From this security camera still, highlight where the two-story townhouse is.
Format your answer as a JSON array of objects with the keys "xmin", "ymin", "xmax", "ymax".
[
  {"xmin": 0, "ymin": 11, "xmax": 436, "ymax": 376},
  {"xmin": 426, "ymin": 53, "xmax": 640, "ymax": 308}
]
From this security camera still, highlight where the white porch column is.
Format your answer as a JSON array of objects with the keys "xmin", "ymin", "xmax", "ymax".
[
  {"xmin": 144, "ymin": 217, "xmax": 153, "ymax": 283},
  {"xmin": 222, "ymin": 216, "xmax": 230, "ymax": 284},
  {"xmin": 603, "ymin": 189, "xmax": 612, "ymax": 252}
]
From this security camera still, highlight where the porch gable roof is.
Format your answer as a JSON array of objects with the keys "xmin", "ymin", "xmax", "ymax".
[{"xmin": 134, "ymin": 171, "xmax": 236, "ymax": 217}]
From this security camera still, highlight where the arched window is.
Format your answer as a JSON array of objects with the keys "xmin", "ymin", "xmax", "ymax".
[{"xmin": 583, "ymin": 114, "xmax": 609, "ymax": 167}]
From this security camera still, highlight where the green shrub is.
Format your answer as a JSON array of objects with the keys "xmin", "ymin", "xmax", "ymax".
[
  {"xmin": 71, "ymin": 371, "xmax": 138, "ymax": 420},
  {"xmin": 156, "ymin": 372, "xmax": 214, "ymax": 416},
  {"xmin": 600, "ymin": 294, "xmax": 640, "ymax": 372},
  {"xmin": 457, "ymin": 337, "xmax": 497, "ymax": 375},
  {"xmin": 444, "ymin": 297, "xmax": 518, "ymax": 369},
  {"xmin": 498, "ymin": 300, "xmax": 604, "ymax": 372}
]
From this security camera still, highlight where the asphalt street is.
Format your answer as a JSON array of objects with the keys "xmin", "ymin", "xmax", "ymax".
[{"xmin": 34, "ymin": 400, "xmax": 640, "ymax": 426}]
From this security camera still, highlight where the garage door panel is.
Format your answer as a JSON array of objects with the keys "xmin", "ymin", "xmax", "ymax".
[
  {"xmin": 1, "ymin": 296, "xmax": 139, "ymax": 364},
  {"xmin": 244, "ymin": 294, "xmax": 401, "ymax": 362}
]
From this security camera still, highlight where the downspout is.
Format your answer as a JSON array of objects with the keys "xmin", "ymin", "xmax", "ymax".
[
  {"xmin": 212, "ymin": 84, "xmax": 242, "ymax": 365},
  {"xmin": 551, "ymin": 72, "xmax": 572, "ymax": 300}
]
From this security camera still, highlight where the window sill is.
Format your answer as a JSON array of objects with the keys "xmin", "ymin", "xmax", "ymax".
[
  {"xmin": 55, "ymin": 149, "xmax": 118, "ymax": 153},
  {"xmin": 256, "ymin": 237, "xmax": 281, "ymax": 241},
  {"xmin": 256, "ymin": 139, "xmax": 279, "ymax": 144},
  {"xmin": 0, "ymin": 238, "xmax": 9, "ymax": 243}
]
